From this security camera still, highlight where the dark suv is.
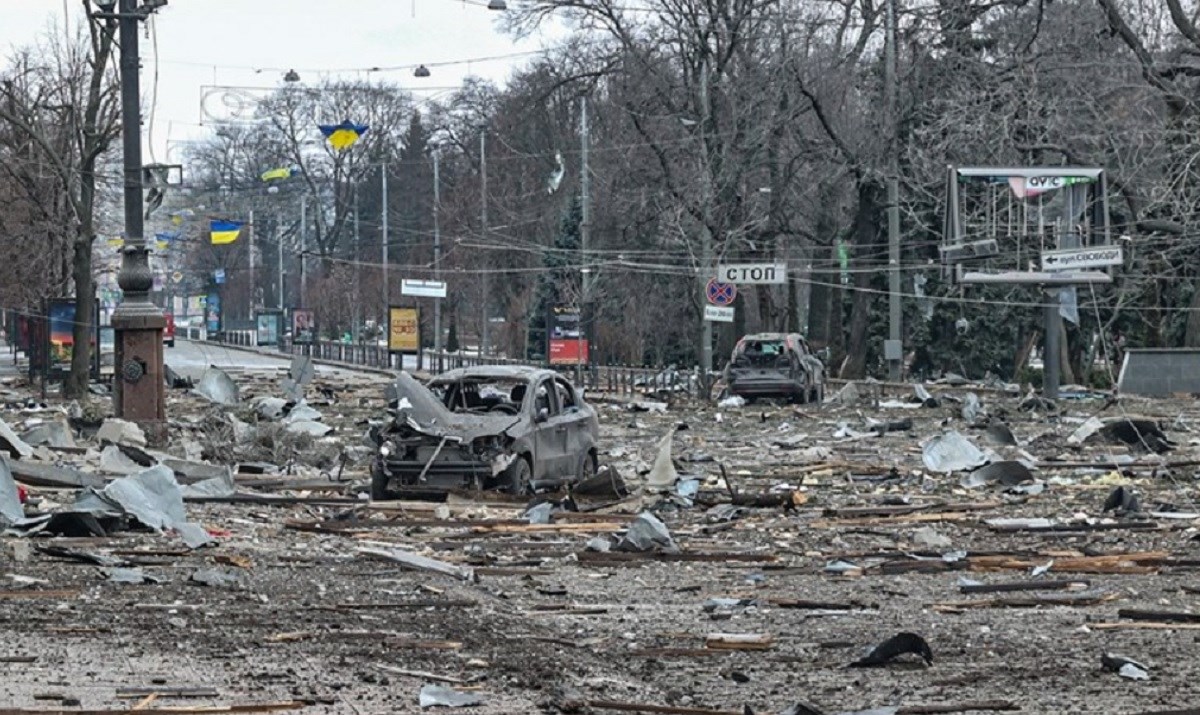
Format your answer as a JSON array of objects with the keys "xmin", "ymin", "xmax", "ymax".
[{"xmin": 723, "ymin": 333, "xmax": 825, "ymax": 403}]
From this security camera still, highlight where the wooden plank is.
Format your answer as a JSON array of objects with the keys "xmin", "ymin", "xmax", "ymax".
[
  {"xmin": 566, "ymin": 700, "xmax": 743, "ymax": 715},
  {"xmin": 0, "ymin": 590, "xmax": 80, "ymax": 600},
  {"xmin": 703, "ymin": 633, "xmax": 775, "ymax": 651},
  {"xmin": 959, "ymin": 579, "xmax": 1089, "ymax": 594},
  {"xmin": 1118, "ymin": 608, "xmax": 1200, "ymax": 624},
  {"xmin": 0, "ymin": 702, "xmax": 305, "ymax": 715}
]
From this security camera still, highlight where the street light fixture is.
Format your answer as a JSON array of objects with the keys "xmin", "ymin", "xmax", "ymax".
[
  {"xmin": 488, "ymin": 0, "xmax": 508, "ymax": 9},
  {"xmin": 284, "ymin": 69, "xmax": 300, "ymax": 83},
  {"xmin": 413, "ymin": 64, "xmax": 431, "ymax": 78}
]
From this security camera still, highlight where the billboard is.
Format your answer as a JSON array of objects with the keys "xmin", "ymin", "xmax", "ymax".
[
  {"xmin": 292, "ymin": 310, "xmax": 315, "ymax": 344},
  {"xmin": 256, "ymin": 311, "xmax": 282, "ymax": 347},
  {"xmin": 388, "ymin": 306, "xmax": 419, "ymax": 353},
  {"xmin": 206, "ymin": 293, "xmax": 221, "ymax": 333},
  {"xmin": 548, "ymin": 304, "xmax": 588, "ymax": 365},
  {"xmin": 45, "ymin": 298, "xmax": 99, "ymax": 379}
]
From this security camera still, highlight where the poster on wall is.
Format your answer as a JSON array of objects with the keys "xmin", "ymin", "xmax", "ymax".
[{"xmin": 548, "ymin": 304, "xmax": 588, "ymax": 365}]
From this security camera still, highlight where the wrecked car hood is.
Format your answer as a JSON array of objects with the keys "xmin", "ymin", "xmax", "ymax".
[{"xmin": 385, "ymin": 372, "xmax": 522, "ymax": 441}]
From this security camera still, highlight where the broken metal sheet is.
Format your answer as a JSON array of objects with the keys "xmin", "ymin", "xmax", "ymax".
[
  {"xmin": 359, "ymin": 545, "xmax": 477, "ymax": 582},
  {"xmin": 418, "ymin": 684, "xmax": 483, "ymax": 709},
  {"xmin": 180, "ymin": 472, "xmax": 237, "ymax": 499},
  {"xmin": 282, "ymin": 355, "xmax": 315, "ymax": 401},
  {"xmin": 104, "ymin": 567, "xmax": 160, "ymax": 584},
  {"xmin": 0, "ymin": 456, "xmax": 25, "ymax": 526},
  {"xmin": 0, "ymin": 417, "xmax": 34, "ymax": 460},
  {"xmin": 21, "ymin": 419, "xmax": 75, "ymax": 449},
  {"xmin": 615, "ymin": 512, "xmax": 679, "ymax": 553},
  {"xmin": 81, "ymin": 465, "xmax": 213, "ymax": 548},
  {"xmin": 162, "ymin": 458, "xmax": 231, "ymax": 485},
  {"xmin": 195, "ymin": 368, "xmax": 240, "ymax": 406},
  {"xmin": 718, "ymin": 395, "xmax": 746, "ymax": 409},
  {"xmin": 1103, "ymin": 486, "xmax": 1140, "ymax": 514},
  {"xmin": 960, "ymin": 460, "xmax": 1034, "ymax": 489},
  {"xmin": 849, "ymin": 632, "xmax": 933, "ymax": 667},
  {"xmin": 284, "ymin": 402, "xmax": 324, "ymax": 424},
  {"xmin": 17, "ymin": 511, "xmax": 111, "ymax": 538},
  {"xmin": 99, "ymin": 445, "xmax": 150, "ymax": 476},
  {"xmin": 644, "ymin": 428, "xmax": 679, "ymax": 491},
  {"xmin": 96, "ymin": 418, "xmax": 148, "ymax": 448},
  {"xmin": 961, "ymin": 392, "xmax": 983, "ymax": 424},
  {"xmin": 254, "ymin": 396, "xmax": 291, "ymax": 420},
  {"xmin": 190, "ymin": 567, "xmax": 246, "ymax": 589},
  {"xmin": 921, "ymin": 431, "xmax": 987, "ymax": 473},
  {"xmin": 1102, "ymin": 653, "xmax": 1150, "ymax": 681},
  {"xmin": 913, "ymin": 384, "xmax": 938, "ymax": 408},
  {"xmin": 984, "ymin": 421, "xmax": 1018, "ymax": 446},
  {"xmin": 523, "ymin": 501, "xmax": 555, "ymax": 524},
  {"xmin": 1067, "ymin": 416, "xmax": 1105, "ymax": 444},
  {"xmin": 286, "ymin": 420, "xmax": 333, "ymax": 437},
  {"xmin": 35, "ymin": 544, "xmax": 128, "ymax": 567}
]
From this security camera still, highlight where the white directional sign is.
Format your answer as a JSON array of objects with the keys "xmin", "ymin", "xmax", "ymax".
[
  {"xmin": 716, "ymin": 262, "xmax": 787, "ymax": 285},
  {"xmin": 704, "ymin": 305, "xmax": 735, "ymax": 323},
  {"xmin": 1041, "ymin": 246, "xmax": 1123, "ymax": 271},
  {"xmin": 401, "ymin": 279, "xmax": 448, "ymax": 298}
]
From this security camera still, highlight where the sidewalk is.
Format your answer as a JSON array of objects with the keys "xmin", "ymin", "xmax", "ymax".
[{"xmin": 0, "ymin": 336, "xmax": 26, "ymax": 379}]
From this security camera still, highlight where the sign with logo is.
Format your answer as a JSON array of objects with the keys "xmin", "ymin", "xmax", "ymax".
[
  {"xmin": 705, "ymin": 278, "xmax": 737, "ymax": 306},
  {"xmin": 388, "ymin": 306, "xmax": 420, "ymax": 353},
  {"xmin": 213, "ymin": 268, "xmax": 226, "ymax": 285},
  {"xmin": 401, "ymin": 279, "xmax": 448, "ymax": 298},
  {"xmin": 1041, "ymin": 246, "xmax": 1123, "ymax": 271},
  {"xmin": 716, "ymin": 262, "xmax": 787, "ymax": 285},
  {"xmin": 704, "ymin": 305, "xmax": 735, "ymax": 323},
  {"xmin": 550, "ymin": 338, "xmax": 589, "ymax": 365},
  {"xmin": 172, "ymin": 271, "xmax": 184, "ymax": 283}
]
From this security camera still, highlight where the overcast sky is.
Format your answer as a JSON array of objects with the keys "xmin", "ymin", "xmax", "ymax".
[{"xmin": 0, "ymin": 0, "xmax": 558, "ymax": 159}]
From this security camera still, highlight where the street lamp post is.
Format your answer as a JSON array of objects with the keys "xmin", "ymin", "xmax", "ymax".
[{"xmin": 109, "ymin": 0, "xmax": 166, "ymax": 441}]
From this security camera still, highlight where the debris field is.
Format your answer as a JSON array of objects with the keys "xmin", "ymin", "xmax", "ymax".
[{"xmin": 2, "ymin": 363, "xmax": 1200, "ymax": 715}]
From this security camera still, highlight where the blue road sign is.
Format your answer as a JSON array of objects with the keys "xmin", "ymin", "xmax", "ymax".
[{"xmin": 706, "ymin": 278, "xmax": 737, "ymax": 306}]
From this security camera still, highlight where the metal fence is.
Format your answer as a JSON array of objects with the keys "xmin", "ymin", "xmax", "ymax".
[{"xmin": 203, "ymin": 332, "xmax": 711, "ymax": 398}]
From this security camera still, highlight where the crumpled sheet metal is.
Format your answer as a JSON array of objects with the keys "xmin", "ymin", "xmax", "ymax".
[
  {"xmin": 76, "ymin": 465, "xmax": 212, "ymax": 548},
  {"xmin": 921, "ymin": 430, "xmax": 987, "ymax": 473}
]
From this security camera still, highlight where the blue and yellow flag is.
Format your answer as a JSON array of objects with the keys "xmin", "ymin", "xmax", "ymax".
[
  {"xmin": 106, "ymin": 236, "xmax": 124, "ymax": 248},
  {"xmin": 261, "ymin": 166, "xmax": 294, "ymax": 182},
  {"xmin": 210, "ymin": 219, "xmax": 244, "ymax": 245},
  {"xmin": 170, "ymin": 208, "xmax": 195, "ymax": 226},
  {"xmin": 155, "ymin": 231, "xmax": 179, "ymax": 250},
  {"xmin": 318, "ymin": 120, "xmax": 369, "ymax": 151}
]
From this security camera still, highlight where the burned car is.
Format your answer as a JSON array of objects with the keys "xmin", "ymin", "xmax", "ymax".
[
  {"xmin": 369, "ymin": 366, "xmax": 600, "ymax": 498},
  {"xmin": 723, "ymin": 332, "xmax": 825, "ymax": 403}
]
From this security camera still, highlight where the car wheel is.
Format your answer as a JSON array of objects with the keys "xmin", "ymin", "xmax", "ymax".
[
  {"xmin": 369, "ymin": 462, "xmax": 393, "ymax": 501},
  {"xmin": 576, "ymin": 450, "xmax": 597, "ymax": 483},
  {"xmin": 503, "ymin": 455, "xmax": 533, "ymax": 495},
  {"xmin": 166, "ymin": 340, "xmax": 175, "ymax": 348}
]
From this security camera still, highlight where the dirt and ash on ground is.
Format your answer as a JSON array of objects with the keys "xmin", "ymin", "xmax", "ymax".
[{"xmin": 2, "ymin": 365, "xmax": 1200, "ymax": 715}]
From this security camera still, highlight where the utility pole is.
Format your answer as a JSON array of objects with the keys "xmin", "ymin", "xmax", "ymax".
[
  {"xmin": 381, "ymin": 165, "xmax": 389, "ymax": 316},
  {"xmin": 276, "ymin": 217, "xmax": 283, "ymax": 310},
  {"xmin": 299, "ymin": 194, "xmax": 308, "ymax": 311},
  {"xmin": 248, "ymin": 208, "xmax": 256, "ymax": 318},
  {"xmin": 578, "ymin": 95, "xmax": 590, "ymax": 387},
  {"xmin": 433, "ymin": 148, "xmax": 443, "ymax": 372},
  {"xmin": 698, "ymin": 58, "xmax": 713, "ymax": 393},
  {"xmin": 353, "ymin": 187, "xmax": 361, "ymax": 344},
  {"xmin": 884, "ymin": 0, "xmax": 903, "ymax": 382},
  {"xmin": 1044, "ymin": 291, "xmax": 1060, "ymax": 399},
  {"xmin": 480, "ymin": 129, "xmax": 489, "ymax": 357},
  {"xmin": 110, "ymin": 0, "xmax": 166, "ymax": 440}
]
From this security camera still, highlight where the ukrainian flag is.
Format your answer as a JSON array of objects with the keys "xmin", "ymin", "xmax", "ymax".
[
  {"xmin": 319, "ymin": 120, "xmax": 369, "ymax": 151},
  {"xmin": 261, "ymin": 166, "xmax": 294, "ymax": 182},
  {"xmin": 156, "ymin": 231, "xmax": 180, "ymax": 250},
  {"xmin": 210, "ymin": 219, "xmax": 244, "ymax": 245}
]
